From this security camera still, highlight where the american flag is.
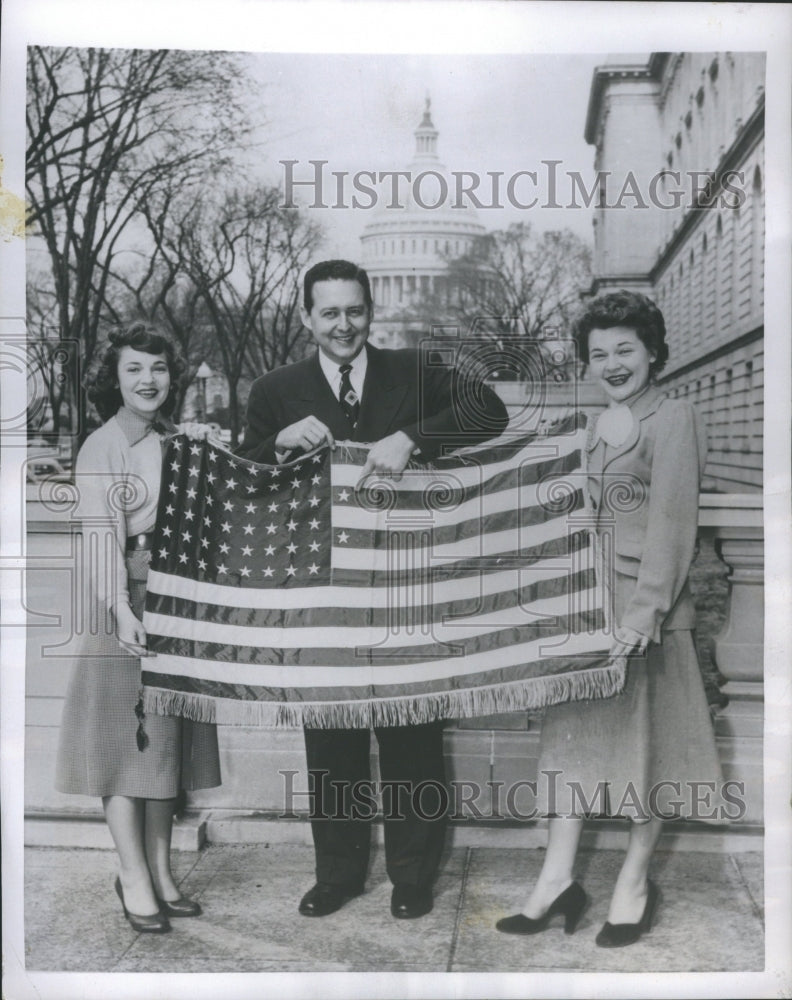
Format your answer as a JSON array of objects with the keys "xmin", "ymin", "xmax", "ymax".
[{"xmin": 141, "ymin": 414, "xmax": 622, "ymax": 728}]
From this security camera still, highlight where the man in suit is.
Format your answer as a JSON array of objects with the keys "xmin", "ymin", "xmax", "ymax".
[{"xmin": 238, "ymin": 259, "xmax": 509, "ymax": 920}]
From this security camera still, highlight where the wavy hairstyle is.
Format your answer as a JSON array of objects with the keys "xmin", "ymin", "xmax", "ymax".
[
  {"xmin": 572, "ymin": 290, "xmax": 669, "ymax": 377},
  {"xmin": 86, "ymin": 323, "xmax": 186, "ymax": 422}
]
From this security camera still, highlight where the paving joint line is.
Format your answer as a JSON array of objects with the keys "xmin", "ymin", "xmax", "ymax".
[
  {"xmin": 728, "ymin": 852, "xmax": 764, "ymax": 927},
  {"xmin": 446, "ymin": 845, "xmax": 473, "ymax": 972}
]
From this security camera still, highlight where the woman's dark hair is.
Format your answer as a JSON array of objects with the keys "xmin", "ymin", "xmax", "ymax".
[
  {"xmin": 86, "ymin": 323, "xmax": 186, "ymax": 422},
  {"xmin": 572, "ymin": 290, "xmax": 669, "ymax": 377}
]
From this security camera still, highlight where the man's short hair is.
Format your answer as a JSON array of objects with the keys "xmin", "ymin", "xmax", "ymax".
[{"xmin": 303, "ymin": 259, "xmax": 373, "ymax": 312}]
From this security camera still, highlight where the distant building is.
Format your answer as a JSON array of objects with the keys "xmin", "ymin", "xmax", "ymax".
[
  {"xmin": 585, "ymin": 53, "xmax": 765, "ymax": 492},
  {"xmin": 360, "ymin": 99, "xmax": 487, "ymax": 348}
]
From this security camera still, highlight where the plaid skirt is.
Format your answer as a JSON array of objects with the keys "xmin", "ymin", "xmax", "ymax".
[{"xmin": 55, "ymin": 552, "xmax": 221, "ymax": 799}]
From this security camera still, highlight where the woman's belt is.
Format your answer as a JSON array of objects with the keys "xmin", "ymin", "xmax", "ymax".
[{"xmin": 125, "ymin": 532, "xmax": 155, "ymax": 553}]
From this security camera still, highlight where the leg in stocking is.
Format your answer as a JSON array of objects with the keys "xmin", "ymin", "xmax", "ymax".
[{"xmin": 102, "ymin": 795, "xmax": 159, "ymax": 916}]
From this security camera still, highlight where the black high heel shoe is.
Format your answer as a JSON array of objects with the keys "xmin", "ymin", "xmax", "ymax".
[
  {"xmin": 156, "ymin": 894, "xmax": 202, "ymax": 917},
  {"xmin": 595, "ymin": 879, "xmax": 659, "ymax": 948},
  {"xmin": 114, "ymin": 877, "xmax": 171, "ymax": 934},
  {"xmin": 496, "ymin": 881, "xmax": 588, "ymax": 936}
]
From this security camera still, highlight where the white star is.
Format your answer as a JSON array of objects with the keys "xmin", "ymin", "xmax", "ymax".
[
  {"xmin": 190, "ymin": 443, "xmax": 201, "ymax": 456},
  {"xmin": 170, "ymin": 460, "xmax": 180, "ymax": 472},
  {"xmin": 294, "ymin": 463, "xmax": 303, "ymax": 473},
  {"xmin": 337, "ymin": 488, "xmax": 350, "ymax": 502},
  {"xmin": 240, "ymin": 565, "xmax": 251, "ymax": 577},
  {"xmin": 186, "ymin": 487, "xmax": 197, "ymax": 500},
  {"xmin": 189, "ymin": 465, "xmax": 200, "ymax": 476},
  {"xmin": 286, "ymin": 519, "xmax": 298, "ymax": 532},
  {"xmin": 207, "ymin": 472, "xmax": 216, "ymax": 484},
  {"xmin": 243, "ymin": 523, "xmax": 255, "ymax": 535},
  {"xmin": 245, "ymin": 502, "xmax": 257, "ymax": 513},
  {"xmin": 223, "ymin": 500, "xmax": 234, "ymax": 511},
  {"xmin": 227, "ymin": 458, "xmax": 237, "ymax": 469},
  {"xmin": 263, "ymin": 566, "xmax": 274, "ymax": 577},
  {"xmin": 308, "ymin": 495, "xmax": 320, "ymax": 507},
  {"xmin": 245, "ymin": 484, "xmax": 256, "ymax": 494},
  {"xmin": 311, "ymin": 475, "xmax": 321, "ymax": 485},
  {"xmin": 168, "ymin": 482, "xmax": 177, "ymax": 494},
  {"xmin": 312, "ymin": 454, "xmax": 322, "ymax": 463},
  {"xmin": 159, "ymin": 548, "xmax": 168, "ymax": 559},
  {"xmin": 290, "ymin": 477, "xmax": 301, "ymax": 489},
  {"xmin": 198, "ymin": 558, "xmax": 207, "ymax": 571},
  {"xmin": 309, "ymin": 540, "xmax": 320, "ymax": 552},
  {"xmin": 309, "ymin": 518, "xmax": 320, "ymax": 530},
  {"xmin": 208, "ymin": 450, "xmax": 217, "ymax": 462},
  {"xmin": 178, "ymin": 552, "xmax": 188, "ymax": 563},
  {"xmin": 264, "ymin": 544, "xmax": 275, "ymax": 556},
  {"xmin": 269, "ymin": 483, "xmax": 279, "ymax": 492},
  {"xmin": 226, "ymin": 478, "xmax": 237, "ymax": 490},
  {"xmin": 286, "ymin": 542, "xmax": 298, "ymax": 554},
  {"xmin": 266, "ymin": 522, "xmax": 277, "ymax": 535},
  {"xmin": 221, "ymin": 521, "xmax": 232, "ymax": 532},
  {"xmin": 171, "ymin": 438, "xmax": 183, "ymax": 449},
  {"xmin": 270, "ymin": 468, "xmax": 280, "ymax": 478},
  {"xmin": 205, "ymin": 494, "xmax": 213, "ymax": 505},
  {"xmin": 162, "ymin": 526, "xmax": 172, "ymax": 537},
  {"xmin": 204, "ymin": 515, "xmax": 212, "ymax": 527},
  {"xmin": 308, "ymin": 563, "xmax": 319, "ymax": 575},
  {"xmin": 217, "ymin": 563, "xmax": 228, "ymax": 574},
  {"xmin": 181, "ymin": 531, "xmax": 191, "ymax": 543},
  {"xmin": 184, "ymin": 509, "xmax": 195, "ymax": 521},
  {"xmin": 165, "ymin": 504, "xmax": 175, "ymax": 516},
  {"xmin": 337, "ymin": 530, "xmax": 349, "ymax": 544},
  {"xmin": 285, "ymin": 565, "xmax": 297, "ymax": 577},
  {"xmin": 201, "ymin": 537, "xmax": 209, "ymax": 548},
  {"xmin": 219, "ymin": 542, "xmax": 230, "ymax": 554},
  {"xmin": 241, "ymin": 545, "xmax": 253, "ymax": 556},
  {"xmin": 288, "ymin": 498, "xmax": 299, "ymax": 510},
  {"xmin": 268, "ymin": 502, "xmax": 279, "ymax": 513}
]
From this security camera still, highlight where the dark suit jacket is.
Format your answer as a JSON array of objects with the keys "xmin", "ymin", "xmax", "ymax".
[{"xmin": 238, "ymin": 344, "xmax": 509, "ymax": 465}]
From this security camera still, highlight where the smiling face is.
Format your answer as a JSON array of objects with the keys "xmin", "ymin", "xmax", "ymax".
[
  {"xmin": 587, "ymin": 326, "xmax": 656, "ymax": 405},
  {"xmin": 116, "ymin": 346, "xmax": 171, "ymax": 420},
  {"xmin": 301, "ymin": 278, "xmax": 371, "ymax": 366}
]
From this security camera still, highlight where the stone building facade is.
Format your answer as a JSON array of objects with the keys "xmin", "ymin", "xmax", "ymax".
[{"xmin": 585, "ymin": 53, "xmax": 765, "ymax": 492}]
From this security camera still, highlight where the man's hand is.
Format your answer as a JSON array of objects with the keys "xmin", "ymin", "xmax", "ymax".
[
  {"xmin": 356, "ymin": 431, "xmax": 416, "ymax": 487},
  {"xmin": 275, "ymin": 417, "xmax": 335, "ymax": 454}
]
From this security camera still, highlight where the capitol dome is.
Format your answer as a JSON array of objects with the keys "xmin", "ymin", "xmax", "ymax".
[{"xmin": 360, "ymin": 99, "xmax": 488, "ymax": 346}]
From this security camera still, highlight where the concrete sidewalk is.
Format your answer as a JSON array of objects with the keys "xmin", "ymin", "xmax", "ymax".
[{"xmin": 24, "ymin": 840, "xmax": 763, "ymax": 974}]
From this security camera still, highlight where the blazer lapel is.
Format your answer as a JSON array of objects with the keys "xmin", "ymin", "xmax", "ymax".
[
  {"xmin": 356, "ymin": 345, "xmax": 409, "ymax": 441},
  {"xmin": 297, "ymin": 352, "xmax": 354, "ymax": 438}
]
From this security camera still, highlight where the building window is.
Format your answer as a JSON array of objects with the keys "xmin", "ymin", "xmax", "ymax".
[
  {"xmin": 709, "ymin": 58, "xmax": 719, "ymax": 83},
  {"xmin": 696, "ymin": 85, "xmax": 705, "ymax": 108},
  {"xmin": 684, "ymin": 109, "xmax": 692, "ymax": 129}
]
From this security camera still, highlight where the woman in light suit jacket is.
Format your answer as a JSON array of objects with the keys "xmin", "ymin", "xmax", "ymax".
[{"xmin": 496, "ymin": 291, "xmax": 723, "ymax": 947}]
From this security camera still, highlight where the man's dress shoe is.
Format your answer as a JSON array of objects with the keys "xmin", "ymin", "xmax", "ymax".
[
  {"xmin": 298, "ymin": 881, "xmax": 364, "ymax": 917},
  {"xmin": 391, "ymin": 884, "xmax": 433, "ymax": 919}
]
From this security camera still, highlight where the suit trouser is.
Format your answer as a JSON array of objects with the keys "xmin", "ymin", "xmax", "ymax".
[{"xmin": 304, "ymin": 721, "xmax": 447, "ymax": 888}]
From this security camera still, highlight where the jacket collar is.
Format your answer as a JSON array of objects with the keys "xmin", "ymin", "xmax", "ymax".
[
  {"xmin": 585, "ymin": 383, "xmax": 666, "ymax": 469},
  {"xmin": 114, "ymin": 406, "xmax": 175, "ymax": 446}
]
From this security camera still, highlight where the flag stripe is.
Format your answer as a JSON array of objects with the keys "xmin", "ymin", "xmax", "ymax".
[{"xmin": 144, "ymin": 622, "xmax": 609, "ymax": 686}]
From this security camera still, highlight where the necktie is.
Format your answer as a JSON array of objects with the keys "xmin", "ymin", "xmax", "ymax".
[{"xmin": 338, "ymin": 364, "xmax": 360, "ymax": 428}]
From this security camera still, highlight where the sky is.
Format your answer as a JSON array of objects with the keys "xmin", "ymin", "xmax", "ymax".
[{"xmin": 242, "ymin": 53, "xmax": 605, "ymax": 257}]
